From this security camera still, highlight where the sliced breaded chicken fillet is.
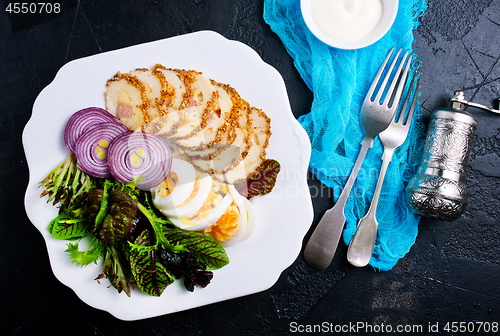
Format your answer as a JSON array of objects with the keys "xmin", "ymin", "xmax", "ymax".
[{"xmin": 105, "ymin": 65, "xmax": 271, "ymax": 185}]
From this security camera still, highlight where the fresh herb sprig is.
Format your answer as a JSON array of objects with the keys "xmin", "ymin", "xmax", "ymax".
[{"xmin": 39, "ymin": 153, "xmax": 92, "ymax": 213}]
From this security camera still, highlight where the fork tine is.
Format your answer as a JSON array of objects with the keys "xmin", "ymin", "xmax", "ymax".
[
  {"xmin": 387, "ymin": 64, "xmax": 410, "ymax": 114},
  {"xmin": 384, "ymin": 51, "xmax": 412, "ymax": 109},
  {"xmin": 393, "ymin": 71, "xmax": 416, "ymax": 123},
  {"xmin": 365, "ymin": 47, "xmax": 396, "ymax": 101},
  {"xmin": 397, "ymin": 72, "xmax": 421, "ymax": 125},
  {"xmin": 373, "ymin": 48, "xmax": 402, "ymax": 104},
  {"xmin": 404, "ymin": 73, "xmax": 422, "ymax": 125}
]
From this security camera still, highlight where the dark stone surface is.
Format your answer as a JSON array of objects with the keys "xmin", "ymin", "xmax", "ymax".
[{"xmin": 2, "ymin": 0, "xmax": 500, "ymax": 335}]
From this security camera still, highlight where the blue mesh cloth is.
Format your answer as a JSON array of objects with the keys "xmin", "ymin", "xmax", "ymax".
[{"xmin": 264, "ymin": 0, "xmax": 428, "ymax": 270}]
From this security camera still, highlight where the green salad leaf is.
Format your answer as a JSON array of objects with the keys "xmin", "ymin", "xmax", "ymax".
[
  {"xmin": 39, "ymin": 153, "xmax": 93, "ymax": 211},
  {"xmin": 132, "ymin": 196, "xmax": 189, "ymax": 254},
  {"xmin": 94, "ymin": 182, "xmax": 111, "ymax": 227},
  {"xmin": 96, "ymin": 244, "xmax": 134, "ymax": 297},
  {"xmin": 162, "ymin": 227, "xmax": 229, "ymax": 270},
  {"xmin": 130, "ymin": 230, "xmax": 174, "ymax": 297},
  {"xmin": 48, "ymin": 213, "xmax": 88, "ymax": 240},
  {"xmin": 98, "ymin": 190, "xmax": 138, "ymax": 246},
  {"xmin": 88, "ymin": 182, "xmax": 139, "ymax": 246},
  {"xmin": 42, "ymin": 156, "xmax": 232, "ymax": 296},
  {"xmin": 65, "ymin": 236, "xmax": 105, "ymax": 266}
]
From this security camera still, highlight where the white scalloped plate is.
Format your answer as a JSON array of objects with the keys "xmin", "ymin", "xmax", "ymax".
[{"xmin": 23, "ymin": 31, "xmax": 313, "ymax": 320}]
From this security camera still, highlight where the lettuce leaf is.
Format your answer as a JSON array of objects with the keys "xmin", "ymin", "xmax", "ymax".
[
  {"xmin": 96, "ymin": 244, "xmax": 133, "ymax": 297},
  {"xmin": 48, "ymin": 213, "xmax": 88, "ymax": 240},
  {"xmin": 162, "ymin": 227, "xmax": 229, "ymax": 270},
  {"xmin": 236, "ymin": 159, "xmax": 281, "ymax": 199},
  {"xmin": 65, "ymin": 236, "xmax": 105, "ymax": 266},
  {"xmin": 132, "ymin": 195, "xmax": 229, "ymax": 270},
  {"xmin": 132, "ymin": 198, "xmax": 189, "ymax": 254},
  {"xmin": 130, "ymin": 230, "xmax": 174, "ymax": 297}
]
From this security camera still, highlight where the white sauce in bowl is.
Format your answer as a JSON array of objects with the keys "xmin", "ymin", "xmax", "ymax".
[{"xmin": 311, "ymin": 0, "xmax": 383, "ymax": 42}]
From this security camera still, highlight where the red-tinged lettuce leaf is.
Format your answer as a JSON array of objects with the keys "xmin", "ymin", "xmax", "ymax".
[
  {"xmin": 96, "ymin": 244, "xmax": 133, "ymax": 297},
  {"xmin": 158, "ymin": 250, "xmax": 214, "ymax": 292},
  {"xmin": 236, "ymin": 159, "xmax": 281, "ymax": 199},
  {"xmin": 162, "ymin": 227, "xmax": 229, "ymax": 270},
  {"xmin": 130, "ymin": 230, "xmax": 174, "ymax": 297},
  {"xmin": 48, "ymin": 214, "xmax": 89, "ymax": 240}
]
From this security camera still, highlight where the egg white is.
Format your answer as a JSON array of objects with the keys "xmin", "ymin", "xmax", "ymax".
[
  {"xmin": 169, "ymin": 190, "xmax": 233, "ymax": 231},
  {"xmin": 159, "ymin": 172, "xmax": 213, "ymax": 218},
  {"xmin": 151, "ymin": 158, "xmax": 196, "ymax": 211},
  {"xmin": 239, "ymin": 197, "xmax": 256, "ymax": 242},
  {"xmin": 218, "ymin": 185, "xmax": 255, "ymax": 247},
  {"xmin": 150, "ymin": 159, "xmax": 256, "ymax": 246}
]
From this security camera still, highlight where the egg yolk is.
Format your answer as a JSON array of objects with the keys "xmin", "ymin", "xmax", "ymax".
[
  {"xmin": 204, "ymin": 203, "xmax": 240, "ymax": 242},
  {"xmin": 156, "ymin": 172, "xmax": 179, "ymax": 198},
  {"xmin": 180, "ymin": 185, "xmax": 226, "ymax": 226},
  {"xmin": 189, "ymin": 187, "xmax": 223, "ymax": 221}
]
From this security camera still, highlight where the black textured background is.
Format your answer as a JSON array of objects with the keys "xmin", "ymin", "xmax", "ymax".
[{"xmin": 2, "ymin": 0, "xmax": 500, "ymax": 335}]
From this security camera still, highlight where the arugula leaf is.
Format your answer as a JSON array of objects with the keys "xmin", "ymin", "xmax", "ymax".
[
  {"xmin": 48, "ymin": 213, "xmax": 88, "ymax": 240},
  {"xmin": 65, "ymin": 236, "xmax": 105, "ymax": 266},
  {"xmin": 130, "ymin": 230, "xmax": 174, "ymax": 297},
  {"xmin": 162, "ymin": 227, "xmax": 229, "ymax": 270}
]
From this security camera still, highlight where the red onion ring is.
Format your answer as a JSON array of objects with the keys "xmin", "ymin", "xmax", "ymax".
[
  {"xmin": 65, "ymin": 107, "xmax": 118, "ymax": 153},
  {"xmin": 75, "ymin": 122, "xmax": 130, "ymax": 178},
  {"xmin": 107, "ymin": 132, "xmax": 172, "ymax": 190}
]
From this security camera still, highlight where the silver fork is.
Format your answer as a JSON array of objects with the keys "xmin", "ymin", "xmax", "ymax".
[
  {"xmin": 347, "ymin": 73, "xmax": 422, "ymax": 267},
  {"xmin": 304, "ymin": 48, "xmax": 412, "ymax": 270}
]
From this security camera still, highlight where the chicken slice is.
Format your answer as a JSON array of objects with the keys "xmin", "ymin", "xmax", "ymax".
[
  {"xmin": 210, "ymin": 107, "xmax": 271, "ymax": 184},
  {"xmin": 142, "ymin": 65, "xmax": 187, "ymax": 137},
  {"xmin": 169, "ymin": 70, "xmax": 214, "ymax": 139},
  {"xmin": 105, "ymin": 72, "xmax": 150, "ymax": 131}
]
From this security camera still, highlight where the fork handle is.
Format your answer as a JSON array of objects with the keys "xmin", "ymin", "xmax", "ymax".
[
  {"xmin": 304, "ymin": 136, "xmax": 374, "ymax": 270},
  {"xmin": 347, "ymin": 148, "xmax": 394, "ymax": 267}
]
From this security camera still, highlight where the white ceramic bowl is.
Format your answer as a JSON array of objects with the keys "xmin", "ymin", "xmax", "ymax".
[{"xmin": 301, "ymin": 0, "xmax": 398, "ymax": 50}]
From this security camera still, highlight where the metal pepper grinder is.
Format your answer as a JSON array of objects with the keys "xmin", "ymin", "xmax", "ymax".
[{"xmin": 406, "ymin": 91, "xmax": 500, "ymax": 221}]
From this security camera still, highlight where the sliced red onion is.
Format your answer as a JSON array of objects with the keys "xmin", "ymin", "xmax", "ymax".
[
  {"xmin": 75, "ymin": 122, "xmax": 131, "ymax": 178},
  {"xmin": 65, "ymin": 107, "xmax": 118, "ymax": 153},
  {"xmin": 107, "ymin": 132, "xmax": 172, "ymax": 190}
]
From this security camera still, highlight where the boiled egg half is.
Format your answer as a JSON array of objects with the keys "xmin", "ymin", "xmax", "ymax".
[{"xmin": 152, "ymin": 158, "xmax": 255, "ymax": 246}]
